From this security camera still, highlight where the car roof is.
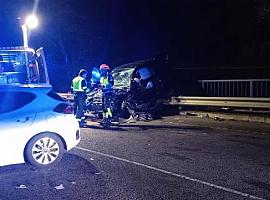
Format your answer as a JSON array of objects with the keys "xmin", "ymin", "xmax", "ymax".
[
  {"xmin": 112, "ymin": 65, "xmax": 136, "ymax": 73},
  {"xmin": 0, "ymin": 84, "xmax": 52, "ymax": 90},
  {"xmin": 113, "ymin": 57, "xmax": 155, "ymax": 72}
]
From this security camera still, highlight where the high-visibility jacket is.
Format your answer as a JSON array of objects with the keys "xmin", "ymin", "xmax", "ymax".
[
  {"xmin": 72, "ymin": 76, "xmax": 87, "ymax": 92},
  {"xmin": 100, "ymin": 74, "xmax": 114, "ymax": 93}
]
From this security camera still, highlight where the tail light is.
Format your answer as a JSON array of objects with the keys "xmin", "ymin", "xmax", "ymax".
[{"xmin": 53, "ymin": 103, "xmax": 74, "ymax": 114}]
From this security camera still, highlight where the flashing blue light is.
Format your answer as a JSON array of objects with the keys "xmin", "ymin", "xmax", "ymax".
[
  {"xmin": 90, "ymin": 67, "xmax": 101, "ymax": 84},
  {"xmin": 138, "ymin": 67, "xmax": 152, "ymax": 80}
]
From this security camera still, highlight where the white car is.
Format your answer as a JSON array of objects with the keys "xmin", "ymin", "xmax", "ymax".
[{"xmin": 0, "ymin": 84, "xmax": 81, "ymax": 168}]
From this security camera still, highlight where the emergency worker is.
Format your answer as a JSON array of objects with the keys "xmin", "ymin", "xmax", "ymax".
[
  {"xmin": 99, "ymin": 64, "xmax": 114, "ymax": 124},
  {"xmin": 71, "ymin": 69, "xmax": 89, "ymax": 126}
]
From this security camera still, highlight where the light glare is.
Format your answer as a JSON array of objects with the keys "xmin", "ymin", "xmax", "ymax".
[{"xmin": 25, "ymin": 15, "xmax": 39, "ymax": 29}]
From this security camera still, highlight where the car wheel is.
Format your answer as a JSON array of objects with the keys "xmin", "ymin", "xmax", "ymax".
[{"xmin": 25, "ymin": 133, "xmax": 64, "ymax": 167}]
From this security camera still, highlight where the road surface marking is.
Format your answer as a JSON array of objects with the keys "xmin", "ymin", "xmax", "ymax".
[{"xmin": 75, "ymin": 146, "xmax": 266, "ymax": 200}]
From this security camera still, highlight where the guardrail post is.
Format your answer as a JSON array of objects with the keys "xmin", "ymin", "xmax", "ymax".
[{"xmin": 250, "ymin": 80, "xmax": 253, "ymax": 97}]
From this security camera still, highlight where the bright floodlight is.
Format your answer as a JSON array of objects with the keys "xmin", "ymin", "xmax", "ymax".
[{"xmin": 25, "ymin": 15, "xmax": 39, "ymax": 29}]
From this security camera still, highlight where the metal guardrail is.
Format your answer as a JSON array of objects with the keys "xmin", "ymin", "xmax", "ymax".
[
  {"xmin": 199, "ymin": 79, "xmax": 270, "ymax": 97},
  {"xmin": 188, "ymin": 79, "xmax": 270, "ymax": 109},
  {"xmin": 170, "ymin": 96, "xmax": 270, "ymax": 109},
  {"xmin": 60, "ymin": 92, "xmax": 270, "ymax": 109}
]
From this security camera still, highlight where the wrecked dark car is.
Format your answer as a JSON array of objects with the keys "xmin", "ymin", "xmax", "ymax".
[{"xmin": 86, "ymin": 64, "xmax": 162, "ymax": 120}]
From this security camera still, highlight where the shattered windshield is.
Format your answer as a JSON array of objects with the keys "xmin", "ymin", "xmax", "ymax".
[{"xmin": 112, "ymin": 67, "xmax": 135, "ymax": 89}]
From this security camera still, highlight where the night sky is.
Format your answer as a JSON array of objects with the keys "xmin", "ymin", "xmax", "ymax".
[{"xmin": 0, "ymin": 0, "xmax": 269, "ymax": 90}]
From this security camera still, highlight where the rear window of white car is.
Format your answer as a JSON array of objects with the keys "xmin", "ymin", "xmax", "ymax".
[{"xmin": 0, "ymin": 92, "xmax": 36, "ymax": 114}]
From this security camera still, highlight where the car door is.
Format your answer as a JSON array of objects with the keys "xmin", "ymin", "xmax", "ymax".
[{"xmin": 0, "ymin": 90, "xmax": 36, "ymax": 166}]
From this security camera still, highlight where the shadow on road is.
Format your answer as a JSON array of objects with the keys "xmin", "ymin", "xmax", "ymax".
[
  {"xmin": 0, "ymin": 153, "xmax": 98, "ymax": 174},
  {"xmin": 118, "ymin": 123, "xmax": 209, "ymax": 132},
  {"xmin": 82, "ymin": 123, "xmax": 126, "ymax": 131},
  {"xmin": 82, "ymin": 121, "xmax": 209, "ymax": 133},
  {"xmin": 0, "ymin": 153, "xmax": 104, "ymax": 199}
]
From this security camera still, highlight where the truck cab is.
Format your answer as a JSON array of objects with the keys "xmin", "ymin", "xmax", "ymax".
[{"xmin": 0, "ymin": 46, "xmax": 50, "ymax": 86}]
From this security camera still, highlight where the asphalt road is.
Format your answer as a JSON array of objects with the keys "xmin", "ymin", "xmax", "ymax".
[{"xmin": 1, "ymin": 116, "xmax": 270, "ymax": 200}]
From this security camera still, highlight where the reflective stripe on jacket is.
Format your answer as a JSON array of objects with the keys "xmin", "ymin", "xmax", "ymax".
[
  {"xmin": 100, "ymin": 76, "xmax": 109, "ymax": 87},
  {"xmin": 100, "ymin": 75, "xmax": 113, "ymax": 93}
]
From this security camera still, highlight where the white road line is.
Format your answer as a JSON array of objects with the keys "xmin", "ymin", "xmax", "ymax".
[{"xmin": 75, "ymin": 146, "xmax": 267, "ymax": 200}]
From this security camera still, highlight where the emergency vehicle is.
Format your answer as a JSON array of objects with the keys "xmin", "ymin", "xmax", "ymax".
[
  {"xmin": 0, "ymin": 46, "xmax": 49, "ymax": 85},
  {"xmin": 0, "ymin": 46, "xmax": 81, "ymax": 168}
]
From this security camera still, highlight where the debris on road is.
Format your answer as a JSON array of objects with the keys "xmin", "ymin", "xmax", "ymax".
[
  {"xmin": 16, "ymin": 184, "xmax": 27, "ymax": 189},
  {"xmin": 214, "ymin": 117, "xmax": 224, "ymax": 121},
  {"xmin": 54, "ymin": 184, "xmax": 64, "ymax": 190}
]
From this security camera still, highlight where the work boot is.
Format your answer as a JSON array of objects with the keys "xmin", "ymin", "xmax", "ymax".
[
  {"xmin": 78, "ymin": 118, "xmax": 87, "ymax": 127},
  {"xmin": 100, "ymin": 118, "xmax": 111, "ymax": 127}
]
